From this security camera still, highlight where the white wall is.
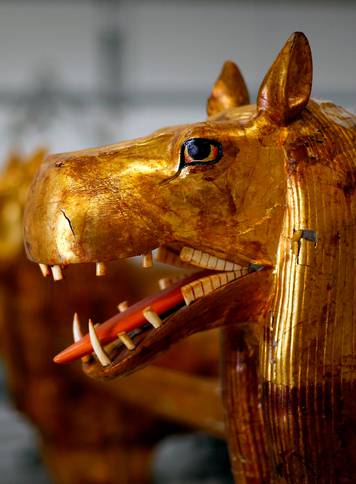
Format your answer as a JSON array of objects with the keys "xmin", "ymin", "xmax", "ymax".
[{"xmin": 0, "ymin": 1, "xmax": 355, "ymax": 159}]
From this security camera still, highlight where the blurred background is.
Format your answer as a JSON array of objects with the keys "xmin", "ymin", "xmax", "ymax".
[{"xmin": 0, "ymin": 1, "xmax": 355, "ymax": 483}]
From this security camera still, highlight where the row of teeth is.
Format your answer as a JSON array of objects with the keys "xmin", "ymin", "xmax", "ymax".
[
  {"xmin": 72, "ymin": 267, "xmax": 248, "ymax": 368},
  {"xmin": 38, "ymin": 247, "xmax": 245, "ymax": 281},
  {"xmin": 179, "ymin": 247, "xmax": 243, "ymax": 271},
  {"xmin": 181, "ymin": 269, "xmax": 248, "ymax": 305},
  {"xmin": 72, "ymin": 303, "xmax": 163, "ymax": 367}
]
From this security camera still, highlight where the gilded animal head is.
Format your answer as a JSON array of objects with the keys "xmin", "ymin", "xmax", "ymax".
[{"xmin": 25, "ymin": 33, "xmax": 341, "ymax": 378}]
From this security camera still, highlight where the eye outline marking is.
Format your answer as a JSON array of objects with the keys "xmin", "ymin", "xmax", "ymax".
[
  {"xmin": 159, "ymin": 138, "xmax": 223, "ymax": 185},
  {"xmin": 178, "ymin": 138, "xmax": 223, "ymax": 171}
]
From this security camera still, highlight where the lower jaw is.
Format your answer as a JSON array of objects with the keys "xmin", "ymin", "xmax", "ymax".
[{"xmin": 82, "ymin": 267, "xmax": 271, "ymax": 381}]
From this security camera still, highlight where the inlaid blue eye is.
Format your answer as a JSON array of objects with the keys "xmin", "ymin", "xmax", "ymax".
[{"xmin": 179, "ymin": 138, "xmax": 222, "ymax": 170}]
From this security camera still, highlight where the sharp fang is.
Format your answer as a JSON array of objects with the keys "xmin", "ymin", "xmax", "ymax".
[
  {"xmin": 180, "ymin": 246, "xmax": 243, "ymax": 272},
  {"xmin": 143, "ymin": 307, "xmax": 162, "ymax": 328},
  {"xmin": 118, "ymin": 332, "xmax": 136, "ymax": 350},
  {"xmin": 73, "ymin": 314, "xmax": 90, "ymax": 363},
  {"xmin": 118, "ymin": 300, "xmax": 129, "ymax": 312},
  {"xmin": 88, "ymin": 319, "xmax": 111, "ymax": 366},
  {"xmin": 181, "ymin": 270, "xmax": 247, "ymax": 305},
  {"xmin": 39, "ymin": 264, "xmax": 50, "ymax": 277},
  {"xmin": 142, "ymin": 251, "xmax": 153, "ymax": 268},
  {"xmin": 96, "ymin": 262, "xmax": 107, "ymax": 276},
  {"xmin": 72, "ymin": 313, "xmax": 83, "ymax": 342},
  {"xmin": 51, "ymin": 265, "xmax": 63, "ymax": 281}
]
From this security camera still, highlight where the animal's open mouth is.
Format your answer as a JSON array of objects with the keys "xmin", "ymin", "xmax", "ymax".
[{"xmin": 39, "ymin": 245, "xmax": 261, "ymax": 379}]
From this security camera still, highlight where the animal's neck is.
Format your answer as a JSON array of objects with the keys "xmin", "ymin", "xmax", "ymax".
[
  {"xmin": 264, "ymin": 102, "xmax": 356, "ymax": 388},
  {"xmin": 222, "ymin": 102, "xmax": 356, "ymax": 483}
]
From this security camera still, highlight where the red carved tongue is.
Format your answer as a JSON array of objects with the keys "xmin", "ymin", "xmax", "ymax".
[{"xmin": 54, "ymin": 271, "xmax": 205, "ymax": 365}]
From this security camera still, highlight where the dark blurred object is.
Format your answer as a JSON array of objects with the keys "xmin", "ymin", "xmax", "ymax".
[
  {"xmin": 0, "ymin": 150, "xmax": 159, "ymax": 483},
  {"xmin": 152, "ymin": 433, "xmax": 234, "ymax": 484}
]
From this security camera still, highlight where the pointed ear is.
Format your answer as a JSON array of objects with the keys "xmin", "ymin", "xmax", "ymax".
[
  {"xmin": 207, "ymin": 61, "xmax": 250, "ymax": 116},
  {"xmin": 257, "ymin": 32, "xmax": 312, "ymax": 125}
]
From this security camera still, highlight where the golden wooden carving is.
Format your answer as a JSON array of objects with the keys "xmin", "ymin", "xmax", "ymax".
[{"xmin": 24, "ymin": 32, "xmax": 356, "ymax": 482}]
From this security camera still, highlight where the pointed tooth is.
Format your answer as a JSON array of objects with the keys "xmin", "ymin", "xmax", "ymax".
[
  {"xmin": 143, "ymin": 307, "xmax": 162, "ymax": 328},
  {"xmin": 159, "ymin": 277, "xmax": 171, "ymax": 290},
  {"xmin": 72, "ymin": 313, "xmax": 83, "ymax": 343},
  {"xmin": 51, "ymin": 265, "xmax": 63, "ymax": 281},
  {"xmin": 118, "ymin": 300, "xmax": 129, "ymax": 312},
  {"xmin": 142, "ymin": 251, "xmax": 153, "ymax": 268},
  {"xmin": 39, "ymin": 264, "xmax": 50, "ymax": 277},
  {"xmin": 73, "ymin": 314, "xmax": 90, "ymax": 363},
  {"xmin": 96, "ymin": 262, "xmax": 107, "ymax": 276},
  {"xmin": 88, "ymin": 319, "xmax": 111, "ymax": 366},
  {"xmin": 118, "ymin": 332, "xmax": 136, "ymax": 350},
  {"xmin": 158, "ymin": 276, "xmax": 182, "ymax": 290}
]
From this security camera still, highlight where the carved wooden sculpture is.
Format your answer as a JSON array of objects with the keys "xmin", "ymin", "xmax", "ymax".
[{"xmin": 24, "ymin": 33, "xmax": 356, "ymax": 482}]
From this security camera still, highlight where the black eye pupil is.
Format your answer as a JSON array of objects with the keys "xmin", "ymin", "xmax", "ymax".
[
  {"xmin": 187, "ymin": 140, "xmax": 211, "ymax": 160},
  {"xmin": 178, "ymin": 138, "xmax": 222, "ymax": 171}
]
